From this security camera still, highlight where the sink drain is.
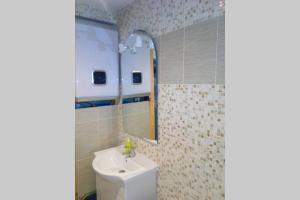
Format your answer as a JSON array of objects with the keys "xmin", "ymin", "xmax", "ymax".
[{"xmin": 118, "ymin": 169, "xmax": 126, "ymax": 173}]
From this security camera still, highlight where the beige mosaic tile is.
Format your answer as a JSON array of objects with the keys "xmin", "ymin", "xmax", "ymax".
[
  {"xmin": 117, "ymin": 0, "xmax": 225, "ymax": 42},
  {"xmin": 184, "ymin": 0, "xmax": 221, "ymax": 27},
  {"xmin": 117, "ymin": 0, "xmax": 162, "ymax": 43},
  {"xmin": 120, "ymin": 84, "xmax": 225, "ymax": 200},
  {"xmin": 161, "ymin": 0, "xmax": 185, "ymax": 35},
  {"xmin": 76, "ymin": 2, "xmax": 116, "ymax": 24}
]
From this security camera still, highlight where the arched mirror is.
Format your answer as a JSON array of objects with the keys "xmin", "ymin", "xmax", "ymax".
[{"xmin": 120, "ymin": 30, "xmax": 158, "ymax": 142}]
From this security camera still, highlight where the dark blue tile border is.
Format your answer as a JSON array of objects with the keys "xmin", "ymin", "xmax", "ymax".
[
  {"xmin": 122, "ymin": 96, "xmax": 149, "ymax": 104},
  {"xmin": 75, "ymin": 100, "xmax": 115, "ymax": 109}
]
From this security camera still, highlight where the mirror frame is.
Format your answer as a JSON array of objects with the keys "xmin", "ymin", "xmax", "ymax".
[{"xmin": 120, "ymin": 29, "xmax": 159, "ymax": 142}]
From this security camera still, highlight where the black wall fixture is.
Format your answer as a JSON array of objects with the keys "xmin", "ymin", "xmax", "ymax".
[
  {"xmin": 93, "ymin": 70, "xmax": 106, "ymax": 85},
  {"xmin": 132, "ymin": 71, "xmax": 142, "ymax": 84}
]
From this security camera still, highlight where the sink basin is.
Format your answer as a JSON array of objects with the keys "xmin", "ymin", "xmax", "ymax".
[{"xmin": 92, "ymin": 145, "xmax": 158, "ymax": 200}]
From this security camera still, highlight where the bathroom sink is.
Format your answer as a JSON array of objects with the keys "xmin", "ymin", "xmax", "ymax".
[
  {"xmin": 92, "ymin": 145, "xmax": 158, "ymax": 182},
  {"xmin": 93, "ymin": 145, "xmax": 158, "ymax": 200}
]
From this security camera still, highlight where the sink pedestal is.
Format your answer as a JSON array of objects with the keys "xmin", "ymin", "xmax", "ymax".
[
  {"xmin": 96, "ymin": 175, "xmax": 124, "ymax": 200},
  {"xmin": 93, "ymin": 146, "xmax": 158, "ymax": 200}
]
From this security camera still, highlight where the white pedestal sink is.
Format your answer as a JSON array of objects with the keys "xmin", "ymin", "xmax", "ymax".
[{"xmin": 92, "ymin": 145, "xmax": 158, "ymax": 200}]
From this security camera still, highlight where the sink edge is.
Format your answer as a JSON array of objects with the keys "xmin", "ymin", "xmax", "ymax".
[{"xmin": 92, "ymin": 145, "xmax": 159, "ymax": 183}]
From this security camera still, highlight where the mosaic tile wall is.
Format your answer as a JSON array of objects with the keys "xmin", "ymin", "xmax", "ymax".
[
  {"xmin": 75, "ymin": 0, "xmax": 116, "ymax": 24},
  {"xmin": 117, "ymin": 0, "xmax": 225, "ymax": 200},
  {"xmin": 119, "ymin": 84, "xmax": 225, "ymax": 200},
  {"xmin": 117, "ymin": 0, "xmax": 225, "ymax": 43}
]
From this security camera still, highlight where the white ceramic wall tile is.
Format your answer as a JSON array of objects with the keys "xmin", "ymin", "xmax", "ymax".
[
  {"xmin": 216, "ymin": 15, "xmax": 225, "ymax": 84},
  {"xmin": 75, "ymin": 121, "xmax": 99, "ymax": 160},
  {"xmin": 184, "ymin": 17, "xmax": 218, "ymax": 84},
  {"xmin": 159, "ymin": 29, "xmax": 184, "ymax": 83},
  {"xmin": 75, "ymin": 107, "xmax": 98, "ymax": 124},
  {"xmin": 98, "ymin": 117, "xmax": 119, "ymax": 141},
  {"xmin": 75, "ymin": 105, "xmax": 120, "ymax": 198},
  {"xmin": 76, "ymin": 156, "xmax": 95, "ymax": 198},
  {"xmin": 98, "ymin": 105, "xmax": 119, "ymax": 119}
]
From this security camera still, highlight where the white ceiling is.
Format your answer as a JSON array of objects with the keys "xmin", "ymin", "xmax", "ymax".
[{"xmin": 76, "ymin": 0, "xmax": 135, "ymax": 15}]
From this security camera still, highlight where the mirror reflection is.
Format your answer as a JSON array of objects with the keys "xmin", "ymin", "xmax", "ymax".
[{"xmin": 120, "ymin": 30, "xmax": 158, "ymax": 141}]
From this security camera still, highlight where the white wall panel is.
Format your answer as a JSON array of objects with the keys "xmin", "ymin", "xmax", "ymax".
[{"xmin": 75, "ymin": 18, "xmax": 119, "ymax": 101}]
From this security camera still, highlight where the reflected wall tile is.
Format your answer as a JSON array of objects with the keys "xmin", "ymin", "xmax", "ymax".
[{"xmin": 98, "ymin": 105, "xmax": 118, "ymax": 119}]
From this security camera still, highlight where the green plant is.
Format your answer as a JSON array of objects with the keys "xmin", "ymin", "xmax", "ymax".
[{"xmin": 123, "ymin": 138, "xmax": 136, "ymax": 154}]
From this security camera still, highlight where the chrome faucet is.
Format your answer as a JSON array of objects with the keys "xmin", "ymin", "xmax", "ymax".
[
  {"xmin": 124, "ymin": 146, "xmax": 136, "ymax": 158},
  {"xmin": 123, "ymin": 138, "xmax": 136, "ymax": 159}
]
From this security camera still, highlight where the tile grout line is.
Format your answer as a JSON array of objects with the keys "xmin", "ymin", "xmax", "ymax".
[
  {"xmin": 158, "ymin": 0, "xmax": 162, "ymax": 84},
  {"xmin": 182, "ymin": 0, "xmax": 186, "ymax": 84},
  {"xmin": 214, "ymin": 14, "xmax": 220, "ymax": 84},
  {"xmin": 75, "ymin": 115, "xmax": 119, "ymax": 125}
]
